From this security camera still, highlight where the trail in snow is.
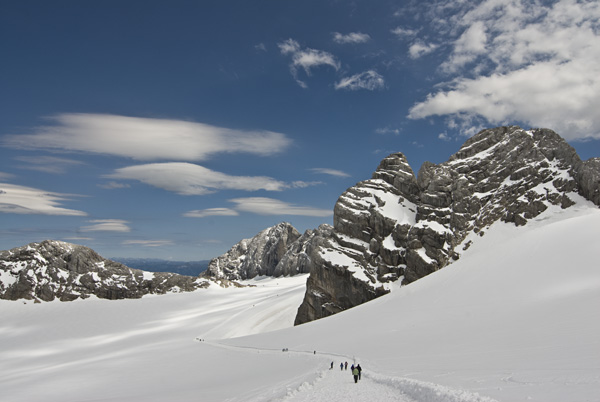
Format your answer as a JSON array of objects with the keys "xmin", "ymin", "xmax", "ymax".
[
  {"xmin": 282, "ymin": 368, "xmax": 414, "ymax": 402},
  {"xmin": 207, "ymin": 341, "xmax": 497, "ymax": 402}
]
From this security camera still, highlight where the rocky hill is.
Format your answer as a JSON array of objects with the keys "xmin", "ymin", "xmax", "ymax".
[{"xmin": 0, "ymin": 240, "xmax": 213, "ymax": 302}]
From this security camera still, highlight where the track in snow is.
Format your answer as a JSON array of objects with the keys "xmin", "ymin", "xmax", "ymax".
[
  {"xmin": 207, "ymin": 341, "xmax": 497, "ymax": 402},
  {"xmin": 283, "ymin": 367, "xmax": 414, "ymax": 402}
]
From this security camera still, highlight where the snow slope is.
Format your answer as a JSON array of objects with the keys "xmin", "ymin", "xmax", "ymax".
[{"xmin": 1, "ymin": 203, "xmax": 599, "ymax": 402}]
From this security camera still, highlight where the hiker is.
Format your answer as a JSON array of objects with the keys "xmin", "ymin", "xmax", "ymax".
[
  {"xmin": 330, "ymin": 361, "xmax": 334, "ymax": 370},
  {"xmin": 352, "ymin": 366, "xmax": 359, "ymax": 383},
  {"xmin": 357, "ymin": 364, "xmax": 362, "ymax": 380},
  {"xmin": 340, "ymin": 362, "xmax": 344, "ymax": 371},
  {"xmin": 344, "ymin": 361, "xmax": 348, "ymax": 370}
]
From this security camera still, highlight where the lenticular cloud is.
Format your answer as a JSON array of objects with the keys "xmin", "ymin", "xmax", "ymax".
[{"xmin": 3, "ymin": 113, "xmax": 292, "ymax": 161}]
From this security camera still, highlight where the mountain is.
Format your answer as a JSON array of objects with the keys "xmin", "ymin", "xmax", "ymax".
[
  {"xmin": 201, "ymin": 126, "xmax": 599, "ymax": 325},
  {"xmin": 203, "ymin": 222, "xmax": 308, "ymax": 280},
  {"xmin": 2, "ymin": 206, "xmax": 598, "ymax": 402},
  {"xmin": 294, "ymin": 126, "xmax": 600, "ymax": 324},
  {"xmin": 110, "ymin": 258, "xmax": 209, "ymax": 276},
  {"xmin": 0, "ymin": 240, "xmax": 211, "ymax": 302}
]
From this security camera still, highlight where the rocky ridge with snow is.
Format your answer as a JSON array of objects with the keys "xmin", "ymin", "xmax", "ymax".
[
  {"xmin": 202, "ymin": 222, "xmax": 317, "ymax": 281},
  {"xmin": 195, "ymin": 126, "xmax": 600, "ymax": 325},
  {"xmin": 294, "ymin": 126, "xmax": 600, "ymax": 324},
  {"xmin": 0, "ymin": 240, "xmax": 212, "ymax": 302}
]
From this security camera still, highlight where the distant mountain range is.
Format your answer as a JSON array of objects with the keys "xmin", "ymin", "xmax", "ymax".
[{"xmin": 110, "ymin": 258, "xmax": 209, "ymax": 277}]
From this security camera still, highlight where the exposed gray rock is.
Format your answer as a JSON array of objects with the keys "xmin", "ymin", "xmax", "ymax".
[
  {"xmin": 202, "ymin": 222, "xmax": 302, "ymax": 281},
  {"xmin": 0, "ymin": 240, "xmax": 211, "ymax": 302},
  {"xmin": 294, "ymin": 126, "xmax": 600, "ymax": 325}
]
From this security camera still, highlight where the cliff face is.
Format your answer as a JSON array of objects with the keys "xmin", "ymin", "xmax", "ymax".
[
  {"xmin": 294, "ymin": 126, "xmax": 600, "ymax": 324},
  {"xmin": 202, "ymin": 222, "xmax": 303, "ymax": 281},
  {"xmin": 0, "ymin": 240, "xmax": 210, "ymax": 302}
]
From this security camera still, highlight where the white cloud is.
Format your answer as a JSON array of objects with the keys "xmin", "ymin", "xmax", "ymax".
[
  {"xmin": 391, "ymin": 27, "xmax": 418, "ymax": 38},
  {"xmin": 98, "ymin": 181, "xmax": 131, "ymax": 190},
  {"xmin": 375, "ymin": 127, "xmax": 401, "ymax": 135},
  {"xmin": 309, "ymin": 168, "xmax": 350, "ymax": 178},
  {"xmin": 333, "ymin": 32, "xmax": 371, "ymax": 44},
  {"xmin": 229, "ymin": 197, "xmax": 333, "ymax": 217},
  {"xmin": 278, "ymin": 39, "xmax": 340, "ymax": 87},
  {"xmin": 106, "ymin": 162, "xmax": 288, "ymax": 195},
  {"xmin": 0, "ymin": 172, "xmax": 14, "ymax": 181},
  {"xmin": 408, "ymin": 40, "xmax": 438, "ymax": 59},
  {"xmin": 14, "ymin": 156, "xmax": 84, "ymax": 174},
  {"xmin": 80, "ymin": 219, "xmax": 131, "ymax": 232},
  {"xmin": 183, "ymin": 208, "xmax": 239, "ymax": 218},
  {"xmin": 3, "ymin": 114, "xmax": 292, "ymax": 161},
  {"xmin": 438, "ymin": 132, "xmax": 451, "ymax": 141},
  {"xmin": 122, "ymin": 240, "xmax": 173, "ymax": 247},
  {"xmin": 409, "ymin": 0, "xmax": 600, "ymax": 140},
  {"xmin": 0, "ymin": 183, "xmax": 86, "ymax": 216},
  {"xmin": 335, "ymin": 70, "xmax": 385, "ymax": 91}
]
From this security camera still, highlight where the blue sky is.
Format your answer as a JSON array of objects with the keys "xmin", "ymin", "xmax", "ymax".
[{"xmin": 2, "ymin": 0, "xmax": 599, "ymax": 260}]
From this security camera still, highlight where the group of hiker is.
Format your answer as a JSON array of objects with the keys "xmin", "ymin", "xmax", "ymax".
[{"xmin": 330, "ymin": 361, "xmax": 362, "ymax": 383}]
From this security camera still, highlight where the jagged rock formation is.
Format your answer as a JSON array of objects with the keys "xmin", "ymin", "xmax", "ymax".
[
  {"xmin": 0, "ymin": 240, "xmax": 212, "ymax": 302},
  {"xmin": 294, "ymin": 126, "xmax": 600, "ymax": 324},
  {"xmin": 203, "ymin": 222, "xmax": 309, "ymax": 280}
]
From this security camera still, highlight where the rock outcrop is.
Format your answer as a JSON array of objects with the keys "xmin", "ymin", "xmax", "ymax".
[
  {"xmin": 294, "ymin": 126, "xmax": 600, "ymax": 324},
  {"xmin": 0, "ymin": 240, "xmax": 211, "ymax": 302},
  {"xmin": 202, "ymin": 222, "xmax": 303, "ymax": 280}
]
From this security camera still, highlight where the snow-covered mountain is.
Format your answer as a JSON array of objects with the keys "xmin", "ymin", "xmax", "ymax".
[
  {"xmin": 1, "ymin": 125, "xmax": 598, "ymax": 401},
  {"xmin": 296, "ymin": 126, "xmax": 600, "ymax": 323},
  {"xmin": 200, "ymin": 126, "xmax": 600, "ymax": 326},
  {"xmin": 0, "ymin": 240, "xmax": 211, "ymax": 301},
  {"xmin": 1, "ymin": 203, "xmax": 598, "ymax": 402}
]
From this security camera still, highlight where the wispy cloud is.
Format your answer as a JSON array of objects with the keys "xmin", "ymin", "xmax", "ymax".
[
  {"xmin": 80, "ymin": 219, "xmax": 131, "ymax": 232},
  {"xmin": 278, "ymin": 38, "xmax": 340, "ymax": 88},
  {"xmin": 391, "ymin": 27, "xmax": 418, "ymax": 39},
  {"xmin": 310, "ymin": 168, "xmax": 350, "ymax": 178},
  {"xmin": 335, "ymin": 70, "xmax": 385, "ymax": 91},
  {"xmin": 14, "ymin": 156, "xmax": 84, "ymax": 174},
  {"xmin": 0, "ymin": 172, "xmax": 15, "ymax": 181},
  {"xmin": 408, "ymin": 40, "xmax": 438, "ymax": 59},
  {"xmin": 0, "ymin": 183, "xmax": 86, "ymax": 216},
  {"xmin": 375, "ymin": 127, "xmax": 401, "ymax": 135},
  {"xmin": 229, "ymin": 197, "xmax": 333, "ymax": 217},
  {"xmin": 98, "ymin": 181, "xmax": 131, "ymax": 190},
  {"xmin": 184, "ymin": 197, "xmax": 332, "ymax": 218},
  {"xmin": 409, "ymin": 0, "xmax": 600, "ymax": 140},
  {"xmin": 106, "ymin": 162, "xmax": 288, "ymax": 195},
  {"xmin": 122, "ymin": 239, "xmax": 173, "ymax": 247},
  {"xmin": 3, "ymin": 114, "xmax": 292, "ymax": 161},
  {"xmin": 183, "ymin": 208, "xmax": 239, "ymax": 218},
  {"xmin": 333, "ymin": 32, "xmax": 371, "ymax": 44}
]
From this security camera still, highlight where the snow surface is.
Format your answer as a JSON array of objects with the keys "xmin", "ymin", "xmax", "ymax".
[{"xmin": 1, "ymin": 204, "xmax": 599, "ymax": 401}]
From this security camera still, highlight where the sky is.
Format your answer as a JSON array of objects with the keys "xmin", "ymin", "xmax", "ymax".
[{"xmin": 1, "ymin": 0, "xmax": 600, "ymax": 260}]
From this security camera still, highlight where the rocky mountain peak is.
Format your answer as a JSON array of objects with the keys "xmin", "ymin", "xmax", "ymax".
[
  {"xmin": 294, "ymin": 126, "xmax": 600, "ymax": 324},
  {"xmin": 0, "ymin": 240, "xmax": 210, "ymax": 302},
  {"xmin": 202, "ymin": 222, "xmax": 303, "ymax": 281}
]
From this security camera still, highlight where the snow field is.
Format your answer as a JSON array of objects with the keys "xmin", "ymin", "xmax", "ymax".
[{"xmin": 1, "ymin": 203, "xmax": 599, "ymax": 401}]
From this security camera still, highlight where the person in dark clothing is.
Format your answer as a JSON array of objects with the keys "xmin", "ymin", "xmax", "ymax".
[
  {"xmin": 357, "ymin": 364, "xmax": 362, "ymax": 380},
  {"xmin": 340, "ymin": 362, "xmax": 344, "ymax": 371},
  {"xmin": 344, "ymin": 361, "xmax": 348, "ymax": 370},
  {"xmin": 330, "ymin": 361, "xmax": 334, "ymax": 370}
]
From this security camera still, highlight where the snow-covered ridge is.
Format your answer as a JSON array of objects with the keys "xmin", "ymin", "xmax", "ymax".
[
  {"xmin": 0, "ymin": 240, "xmax": 211, "ymax": 302},
  {"xmin": 295, "ymin": 126, "xmax": 600, "ymax": 324}
]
